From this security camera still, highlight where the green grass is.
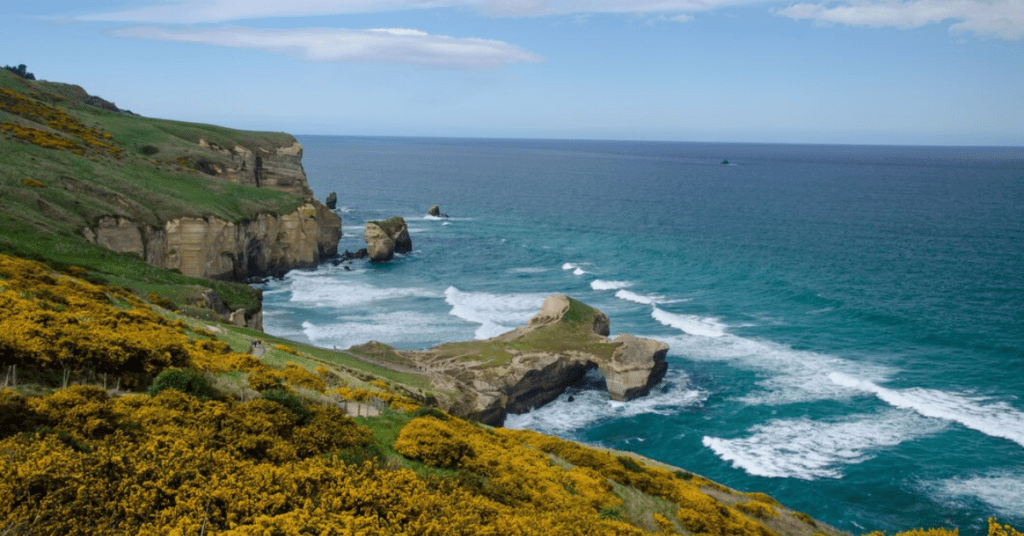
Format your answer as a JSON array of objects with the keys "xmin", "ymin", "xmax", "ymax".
[
  {"xmin": 0, "ymin": 69, "xmax": 308, "ymax": 316},
  {"xmin": 428, "ymin": 297, "xmax": 618, "ymax": 368}
]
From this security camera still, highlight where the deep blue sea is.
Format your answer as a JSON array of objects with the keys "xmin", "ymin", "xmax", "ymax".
[{"xmin": 263, "ymin": 136, "xmax": 1024, "ymax": 535}]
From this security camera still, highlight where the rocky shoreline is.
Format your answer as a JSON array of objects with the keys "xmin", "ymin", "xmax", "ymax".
[{"xmin": 349, "ymin": 295, "xmax": 669, "ymax": 426}]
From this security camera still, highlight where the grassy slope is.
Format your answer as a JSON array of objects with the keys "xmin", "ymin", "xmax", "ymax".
[{"xmin": 0, "ymin": 69, "xmax": 305, "ymax": 313}]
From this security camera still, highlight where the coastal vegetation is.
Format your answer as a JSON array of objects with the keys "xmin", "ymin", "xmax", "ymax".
[{"xmin": 2, "ymin": 68, "xmax": 1020, "ymax": 535}]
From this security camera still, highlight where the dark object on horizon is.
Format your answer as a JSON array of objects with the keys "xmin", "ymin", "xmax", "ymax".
[
  {"xmin": 3, "ymin": 64, "xmax": 35, "ymax": 80},
  {"xmin": 721, "ymin": 159, "xmax": 729, "ymax": 165},
  {"xmin": 326, "ymin": 191, "xmax": 338, "ymax": 210}
]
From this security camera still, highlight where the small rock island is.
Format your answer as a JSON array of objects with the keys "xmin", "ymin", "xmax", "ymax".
[{"xmin": 363, "ymin": 216, "xmax": 412, "ymax": 262}]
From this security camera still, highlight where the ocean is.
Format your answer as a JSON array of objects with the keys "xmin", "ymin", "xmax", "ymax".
[{"xmin": 262, "ymin": 136, "xmax": 1024, "ymax": 534}]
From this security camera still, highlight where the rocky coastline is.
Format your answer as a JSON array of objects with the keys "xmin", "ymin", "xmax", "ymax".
[{"xmin": 351, "ymin": 295, "xmax": 669, "ymax": 426}]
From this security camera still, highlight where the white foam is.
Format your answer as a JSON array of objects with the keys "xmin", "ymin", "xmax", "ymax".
[
  {"xmin": 506, "ymin": 369, "xmax": 704, "ymax": 435},
  {"xmin": 442, "ymin": 222, "xmax": 451, "ymax": 226},
  {"xmin": 930, "ymin": 472, "xmax": 1024, "ymax": 519},
  {"xmin": 591, "ymin": 279, "xmax": 632, "ymax": 291},
  {"xmin": 302, "ymin": 311, "xmax": 463, "ymax": 350},
  {"xmin": 573, "ymin": 268, "xmax": 586, "ymax": 275},
  {"xmin": 509, "ymin": 267, "xmax": 548, "ymax": 274},
  {"xmin": 829, "ymin": 373, "xmax": 1024, "ymax": 448},
  {"xmin": 652, "ymin": 307, "xmax": 726, "ymax": 338},
  {"xmin": 616, "ymin": 290, "xmax": 658, "ymax": 305},
  {"xmin": 444, "ymin": 286, "xmax": 547, "ymax": 340},
  {"xmin": 653, "ymin": 333, "xmax": 893, "ymax": 405},
  {"xmin": 703, "ymin": 410, "xmax": 947, "ymax": 480},
  {"xmin": 561, "ymin": 262, "xmax": 576, "ymax": 270},
  {"xmin": 287, "ymin": 275, "xmax": 439, "ymax": 308}
]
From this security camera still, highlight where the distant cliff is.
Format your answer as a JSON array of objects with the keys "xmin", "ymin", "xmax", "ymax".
[
  {"xmin": 82, "ymin": 137, "xmax": 341, "ymax": 280},
  {"xmin": 0, "ymin": 69, "xmax": 340, "ymax": 324}
]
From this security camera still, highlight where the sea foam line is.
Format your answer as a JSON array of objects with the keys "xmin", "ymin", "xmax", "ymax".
[
  {"xmin": 702, "ymin": 410, "xmax": 947, "ymax": 480},
  {"xmin": 562, "ymin": 262, "xmax": 588, "ymax": 275},
  {"xmin": 505, "ymin": 369, "xmax": 703, "ymax": 436},
  {"xmin": 929, "ymin": 471, "xmax": 1024, "ymax": 520},
  {"xmin": 653, "ymin": 333, "xmax": 892, "ymax": 405},
  {"xmin": 591, "ymin": 279, "xmax": 633, "ymax": 291},
  {"xmin": 444, "ymin": 286, "xmax": 547, "ymax": 340},
  {"xmin": 829, "ymin": 373, "xmax": 1024, "ymax": 448},
  {"xmin": 652, "ymin": 306, "xmax": 726, "ymax": 338}
]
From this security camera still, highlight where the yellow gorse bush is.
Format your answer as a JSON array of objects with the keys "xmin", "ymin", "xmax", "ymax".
[
  {"xmin": 0, "ymin": 255, "xmax": 261, "ymax": 387},
  {"xmin": 0, "ymin": 87, "xmax": 122, "ymax": 157},
  {"xmin": 1, "ymin": 252, "xmax": 1021, "ymax": 536}
]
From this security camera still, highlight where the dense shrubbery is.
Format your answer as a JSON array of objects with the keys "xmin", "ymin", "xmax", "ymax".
[
  {"xmin": 0, "ymin": 255, "xmax": 258, "ymax": 389},
  {"xmin": 3, "ymin": 63, "xmax": 35, "ymax": 80},
  {"xmin": 147, "ymin": 368, "xmax": 219, "ymax": 400},
  {"xmin": 1, "ymin": 252, "xmax": 1021, "ymax": 536}
]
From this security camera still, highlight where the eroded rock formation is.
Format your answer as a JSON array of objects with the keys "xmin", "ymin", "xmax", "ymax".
[
  {"xmin": 372, "ymin": 295, "xmax": 669, "ymax": 426},
  {"xmin": 364, "ymin": 217, "xmax": 412, "ymax": 263},
  {"xmin": 85, "ymin": 202, "xmax": 341, "ymax": 280},
  {"xmin": 84, "ymin": 137, "xmax": 341, "ymax": 281}
]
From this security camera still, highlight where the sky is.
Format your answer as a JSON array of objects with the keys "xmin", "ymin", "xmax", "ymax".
[{"xmin": 4, "ymin": 0, "xmax": 1023, "ymax": 145}]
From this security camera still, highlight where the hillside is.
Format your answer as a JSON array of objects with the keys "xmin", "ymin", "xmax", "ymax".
[
  {"xmin": 0, "ymin": 68, "xmax": 337, "ymax": 326},
  {"xmin": 1, "ymin": 69, "xmax": 1021, "ymax": 536}
]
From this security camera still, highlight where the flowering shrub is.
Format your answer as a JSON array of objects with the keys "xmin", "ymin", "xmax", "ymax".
[{"xmin": 0, "ymin": 88, "xmax": 121, "ymax": 157}]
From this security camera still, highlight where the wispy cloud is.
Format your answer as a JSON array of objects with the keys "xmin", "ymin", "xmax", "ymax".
[
  {"xmin": 111, "ymin": 26, "xmax": 542, "ymax": 68},
  {"xmin": 85, "ymin": 0, "xmax": 1024, "ymax": 40},
  {"xmin": 83, "ymin": 0, "xmax": 758, "ymax": 24},
  {"xmin": 776, "ymin": 0, "xmax": 1024, "ymax": 40}
]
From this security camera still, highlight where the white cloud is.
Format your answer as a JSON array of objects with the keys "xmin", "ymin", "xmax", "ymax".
[
  {"xmin": 111, "ymin": 26, "xmax": 542, "ymax": 68},
  {"xmin": 777, "ymin": 0, "xmax": 1024, "ymax": 40},
  {"xmin": 82, "ymin": 0, "xmax": 1024, "ymax": 40},
  {"xmin": 83, "ymin": 0, "xmax": 754, "ymax": 24}
]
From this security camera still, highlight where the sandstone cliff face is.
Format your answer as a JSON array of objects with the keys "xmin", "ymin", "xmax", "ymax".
[
  {"xmin": 86, "ymin": 202, "xmax": 341, "ymax": 280},
  {"xmin": 85, "ymin": 137, "xmax": 340, "ymax": 282},
  {"xmin": 197, "ymin": 138, "xmax": 312, "ymax": 197}
]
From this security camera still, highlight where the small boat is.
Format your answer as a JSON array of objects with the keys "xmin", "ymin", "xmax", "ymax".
[{"xmin": 721, "ymin": 159, "xmax": 729, "ymax": 165}]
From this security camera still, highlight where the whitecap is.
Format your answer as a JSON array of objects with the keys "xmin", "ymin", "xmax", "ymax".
[
  {"xmin": 651, "ymin": 307, "xmax": 726, "ymax": 338},
  {"xmin": 616, "ymin": 290, "xmax": 658, "ymax": 305},
  {"xmin": 509, "ymin": 267, "xmax": 549, "ymax": 274},
  {"xmin": 301, "ymin": 312, "xmax": 462, "ymax": 350},
  {"xmin": 829, "ymin": 373, "xmax": 1024, "ymax": 448},
  {"xmin": 563, "ymin": 262, "xmax": 588, "ymax": 275},
  {"xmin": 444, "ymin": 286, "xmax": 547, "ymax": 340},
  {"xmin": 652, "ymin": 333, "xmax": 892, "ymax": 405},
  {"xmin": 591, "ymin": 279, "xmax": 632, "ymax": 291},
  {"xmin": 702, "ymin": 410, "xmax": 947, "ymax": 480},
  {"xmin": 505, "ymin": 369, "xmax": 704, "ymax": 435},
  {"xmin": 573, "ymin": 268, "xmax": 586, "ymax": 275},
  {"xmin": 929, "ymin": 472, "xmax": 1024, "ymax": 520},
  {"xmin": 288, "ymin": 276, "xmax": 439, "ymax": 308}
]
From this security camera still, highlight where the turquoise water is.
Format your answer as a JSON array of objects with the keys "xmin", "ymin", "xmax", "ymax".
[{"xmin": 263, "ymin": 136, "xmax": 1024, "ymax": 534}]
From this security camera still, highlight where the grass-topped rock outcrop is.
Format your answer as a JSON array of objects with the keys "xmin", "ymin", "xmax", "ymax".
[
  {"xmin": 364, "ymin": 216, "xmax": 412, "ymax": 262},
  {"xmin": 354, "ymin": 295, "xmax": 669, "ymax": 426}
]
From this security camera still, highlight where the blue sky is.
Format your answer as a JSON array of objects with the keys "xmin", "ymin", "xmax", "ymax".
[{"xmin": 5, "ymin": 0, "xmax": 1023, "ymax": 145}]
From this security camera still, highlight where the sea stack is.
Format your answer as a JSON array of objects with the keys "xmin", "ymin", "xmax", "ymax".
[
  {"xmin": 427, "ymin": 205, "xmax": 448, "ymax": 218},
  {"xmin": 364, "ymin": 217, "xmax": 412, "ymax": 262}
]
